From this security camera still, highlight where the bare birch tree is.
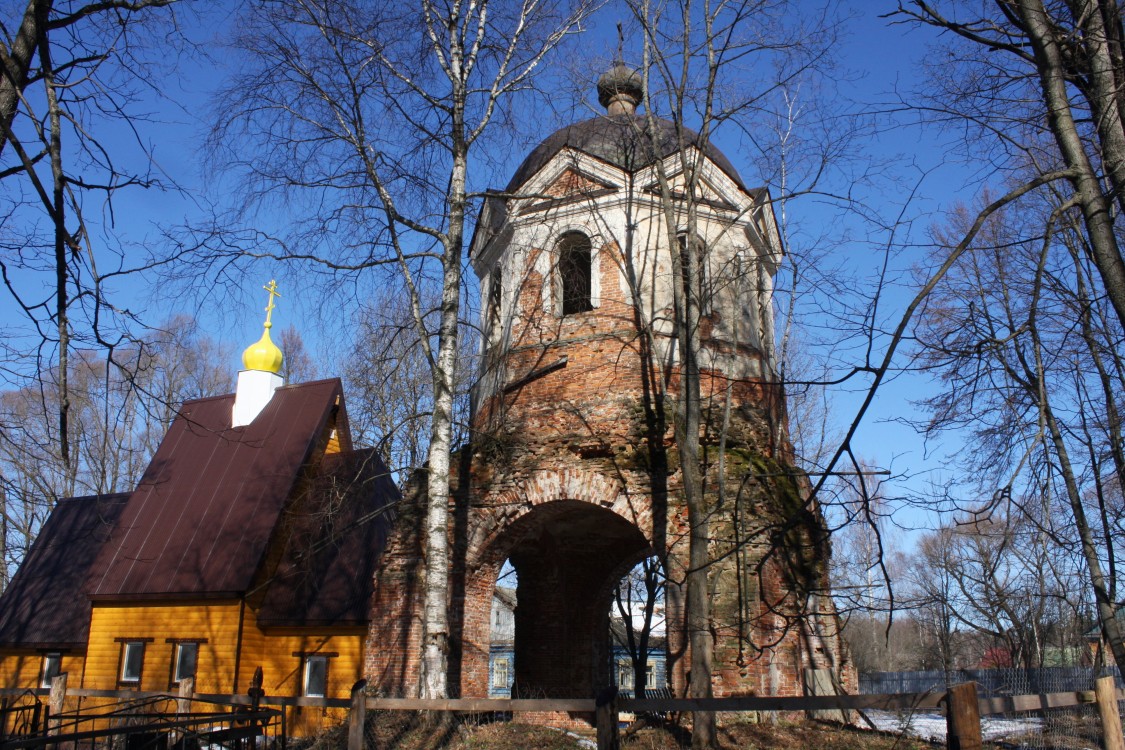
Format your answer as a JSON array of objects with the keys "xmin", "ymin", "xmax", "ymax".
[
  {"xmin": 343, "ymin": 297, "xmax": 474, "ymax": 489},
  {"xmin": 194, "ymin": 0, "xmax": 592, "ymax": 699}
]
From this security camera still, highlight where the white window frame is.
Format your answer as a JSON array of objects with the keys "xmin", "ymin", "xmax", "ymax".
[
  {"xmin": 40, "ymin": 652, "xmax": 62, "ymax": 689},
  {"xmin": 119, "ymin": 641, "xmax": 145, "ymax": 685},
  {"xmin": 302, "ymin": 655, "xmax": 328, "ymax": 698},
  {"xmin": 617, "ymin": 659, "xmax": 632, "ymax": 688},
  {"xmin": 492, "ymin": 657, "xmax": 509, "ymax": 688}
]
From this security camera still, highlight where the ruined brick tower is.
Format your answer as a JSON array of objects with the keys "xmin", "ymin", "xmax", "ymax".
[{"xmin": 365, "ymin": 67, "xmax": 848, "ymax": 701}]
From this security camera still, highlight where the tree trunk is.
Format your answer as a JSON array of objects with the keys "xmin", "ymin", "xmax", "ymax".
[
  {"xmin": 671, "ymin": 214, "xmax": 715, "ymax": 749},
  {"xmin": 39, "ymin": 6, "xmax": 71, "ymax": 480},
  {"xmin": 0, "ymin": 0, "xmax": 50, "ymax": 159},
  {"xmin": 419, "ymin": 132, "xmax": 467, "ymax": 701},
  {"xmin": 1014, "ymin": 0, "xmax": 1125, "ymax": 332}
]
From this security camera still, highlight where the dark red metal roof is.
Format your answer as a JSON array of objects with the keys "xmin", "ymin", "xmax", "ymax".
[
  {"xmin": 86, "ymin": 379, "xmax": 345, "ymax": 599},
  {"xmin": 256, "ymin": 448, "xmax": 397, "ymax": 627},
  {"xmin": 0, "ymin": 494, "xmax": 129, "ymax": 648}
]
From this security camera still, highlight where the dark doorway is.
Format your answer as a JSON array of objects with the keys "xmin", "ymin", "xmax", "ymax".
[{"xmin": 499, "ymin": 500, "xmax": 649, "ymax": 698}]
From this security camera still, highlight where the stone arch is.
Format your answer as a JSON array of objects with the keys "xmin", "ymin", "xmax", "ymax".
[
  {"xmin": 467, "ymin": 468, "xmax": 652, "ymax": 559},
  {"xmin": 459, "ymin": 469, "xmax": 656, "ymax": 699}
]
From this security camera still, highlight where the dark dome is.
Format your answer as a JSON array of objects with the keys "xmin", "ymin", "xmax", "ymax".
[{"xmin": 504, "ymin": 114, "xmax": 747, "ymax": 193}]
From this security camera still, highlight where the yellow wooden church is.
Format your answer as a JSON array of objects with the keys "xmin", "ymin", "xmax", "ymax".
[{"xmin": 0, "ymin": 284, "xmax": 398, "ymax": 734}]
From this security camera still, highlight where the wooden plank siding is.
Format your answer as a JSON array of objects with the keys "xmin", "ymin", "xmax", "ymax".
[
  {"xmin": 0, "ymin": 652, "xmax": 48, "ymax": 690},
  {"xmin": 84, "ymin": 601, "xmax": 244, "ymax": 693},
  {"xmin": 238, "ymin": 626, "xmax": 365, "ymax": 735},
  {"xmin": 81, "ymin": 600, "xmax": 365, "ymax": 736},
  {"xmin": 0, "ymin": 652, "xmax": 86, "ymax": 692}
]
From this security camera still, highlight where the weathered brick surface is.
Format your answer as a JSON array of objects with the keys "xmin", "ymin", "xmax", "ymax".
[{"xmin": 363, "ymin": 142, "xmax": 853, "ymax": 703}]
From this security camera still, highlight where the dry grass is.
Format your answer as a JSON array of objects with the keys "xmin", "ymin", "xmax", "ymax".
[
  {"xmin": 622, "ymin": 718, "xmax": 941, "ymax": 750},
  {"xmin": 292, "ymin": 712, "xmax": 953, "ymax": 750}
]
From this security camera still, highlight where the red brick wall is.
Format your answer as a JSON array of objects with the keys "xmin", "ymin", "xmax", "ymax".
[{"xmin": 364, "ymin": 231, "xmax": 852, "ymax": 702}]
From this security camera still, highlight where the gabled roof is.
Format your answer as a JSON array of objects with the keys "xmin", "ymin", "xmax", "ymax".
[
  {"xmin": 86, "ymin": 379, "xmax": 346, "ymax": 599},
  {"xmin": 256, "ymin": 447, "xmax": 397, "ymax": 627},
  {"xmin": 0, "ymin": 494, "xmax": 129, "ymax": 648}
]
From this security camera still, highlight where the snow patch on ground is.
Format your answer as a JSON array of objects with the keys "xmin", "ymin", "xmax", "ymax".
[{"xmin": 863, "ymin": 709, "xmax": 1043, "ymax": 742}]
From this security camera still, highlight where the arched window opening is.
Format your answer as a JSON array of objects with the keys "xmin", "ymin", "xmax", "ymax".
[{"xmin": 558, "ymin": 231, "xmax": 593, "ymax": 315}]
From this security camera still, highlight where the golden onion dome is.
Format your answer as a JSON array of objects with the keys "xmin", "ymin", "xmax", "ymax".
[
  {"xmin": 242, "ymin": 325, "xmax": 283, "ymax": 373},
  {"xmin": 242, "ymin": 279, "xmax": 285, "ymax": 374}
]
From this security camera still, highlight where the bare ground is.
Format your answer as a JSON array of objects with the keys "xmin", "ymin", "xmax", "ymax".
[{"xmin": 293, "ymin": 712, "xmax": 950, "ymax": 750}]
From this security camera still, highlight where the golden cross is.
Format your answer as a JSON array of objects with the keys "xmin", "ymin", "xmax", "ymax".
[{"xmin": 263, "ymin": 279, "xmax": 281, "ymax": 328}]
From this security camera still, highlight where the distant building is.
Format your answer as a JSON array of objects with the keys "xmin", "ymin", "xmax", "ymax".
[
  {"xmin": 488, "ymin": 584, "xmax": 669, "ymax": 697},
  {"xmin": 489, "ymin": 586, "xmax": 516, "ymax": 697},
  {"xmin": 1085, "ymin": 612, "xmax": 1124, "ymax": 667}
]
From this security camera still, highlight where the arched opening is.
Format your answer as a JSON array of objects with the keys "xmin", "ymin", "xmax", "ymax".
[
  {"xmin": 484, "ymin": 500, "xmax": 649, "ymax": 698},
  {"xmin": 485, "ymin": 266, "xmax": 503, "ymax": 352},
  {"xmin": 558, "ymin": 232, "xmax": 594, "ymax": 315}
]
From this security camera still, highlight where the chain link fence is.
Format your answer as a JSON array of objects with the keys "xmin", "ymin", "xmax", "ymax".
[{"xmin": 860, "ymin": 667, "xmax": 1124, "ymax": 749}]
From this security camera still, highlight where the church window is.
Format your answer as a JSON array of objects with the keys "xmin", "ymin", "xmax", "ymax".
[
  {"xmin": 172, "ymin": 642, "xmax": 199, "ymax": 684},
  {"xmin": 118, "ymin": 641, "xmax": 146, "ymax": 687},
  {"xmin": 303, "ymin": 655, "xmax": 328, "ymax": 697},
  {"xmin": 40, "ymin": 653, "xmax": 61, "ymax": 688},
  {"xmin": 558, "ymin": 232, "xmax": 593, "ymax": 315}
]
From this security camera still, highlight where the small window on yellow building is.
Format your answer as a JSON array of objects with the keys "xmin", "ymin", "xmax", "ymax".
[
  {"xmin": 173, "ymin": 642, "xmax": 198, "ymax": 684},
  {"xmin": 303, "ymin": 655, "xmax": 328, "ymax": 698},
  {"xmin": 119, "ymin": 641, "xmax": 145, "ymax": 687},
  {"xmin": 40, "ymin": 653, "xmax": 61, "ymax": 688}
]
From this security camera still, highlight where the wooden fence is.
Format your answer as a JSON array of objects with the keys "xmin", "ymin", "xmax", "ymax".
[{"xmin": 3, "ymin": 675, "xmax": 1124, "ymax": 750}]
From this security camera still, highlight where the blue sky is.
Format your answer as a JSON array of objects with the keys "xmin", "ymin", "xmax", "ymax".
[{"xmin": 0, "ymin": 1, "xmax": 991, "ymax": 542}]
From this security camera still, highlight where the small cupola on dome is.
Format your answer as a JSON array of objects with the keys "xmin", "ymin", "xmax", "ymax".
[
  {"xmin": 232, "ymin": 280, "xmax": 286, "ymax": 427},
  {"xmin": 597, "ymin": 63, "xmax": 643, "ymax": 116}
]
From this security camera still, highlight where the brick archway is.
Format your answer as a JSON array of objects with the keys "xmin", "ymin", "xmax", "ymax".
[
  {"xmin": 457, "ymin": 469, "xmax": 654, "ymax": 699},
  {"xmin": 467, "ymin": 468, "xmax": 655, "ymax": 556}
]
